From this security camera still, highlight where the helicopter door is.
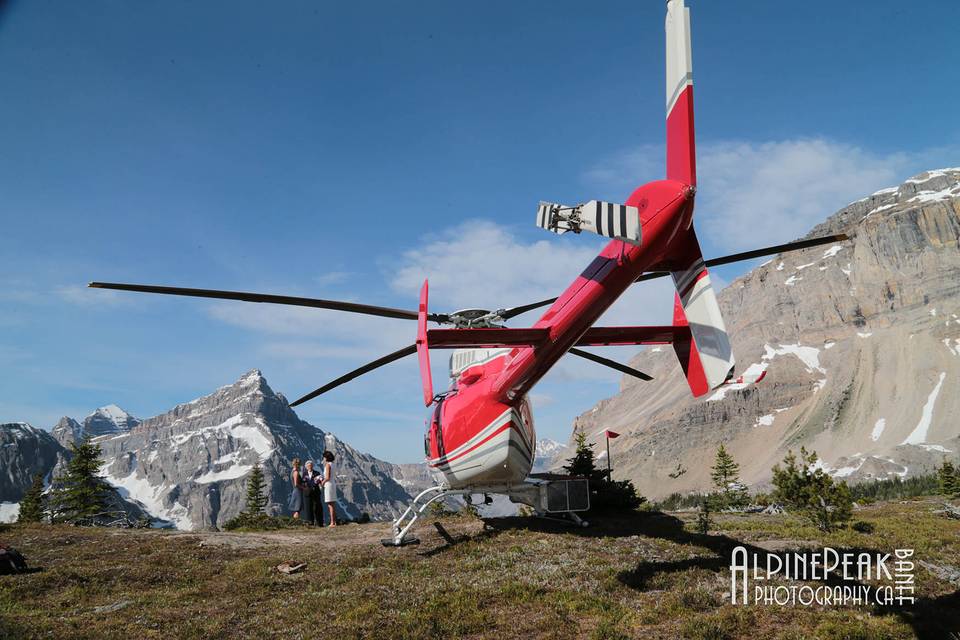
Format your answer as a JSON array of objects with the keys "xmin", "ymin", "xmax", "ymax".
[{"xmin": 425, "ymin": 396, "xmax": 446, "ymax": 459}]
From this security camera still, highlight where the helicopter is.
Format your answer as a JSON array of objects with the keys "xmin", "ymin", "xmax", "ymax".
[{"xmin": 90, "ymin": 0, "xmax": 846, "ymax": 545}]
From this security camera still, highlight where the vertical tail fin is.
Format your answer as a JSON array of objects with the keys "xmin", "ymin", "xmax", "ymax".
[
  {"xmin": 665, "ymin": 0, "xmax": 727, "ymax": 396},
  {"xmin": 670, "ymin": 229, "xmax": 734, "ymax": 397},
  {"xmin": 665, "ymin": 0, "xmax": 696, "ymax": 186}
]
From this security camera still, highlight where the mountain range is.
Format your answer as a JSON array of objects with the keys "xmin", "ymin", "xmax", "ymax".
[{"xmin": 1, "ymin": 371, "xmax": 438, "ymax": 529}]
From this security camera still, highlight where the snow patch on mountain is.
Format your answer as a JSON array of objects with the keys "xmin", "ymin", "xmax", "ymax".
[
  {"xmin": 0, "ymin": 502, "xmax": 20, "ymax": 523},
  {"xmin": 871, "ymin": 418, "xmax": 887, "ymax": 442},
  {"xmin": 753, "ymin": 414, "xmax": 775, "ymax": 428},
  {"xmin": 902, "ymin": 373, "xmax": 947, "ymax": 445},
  {"xmin": 169, "ymin": 414, "xmax": 274, "ymax": 460},
  {"xmin": 96, "ymin": 465, "xmax": 183, "ymax": 531},
  {"xmin": 764, "ymin": 344, "xmax": 826, "ymax": 374}
]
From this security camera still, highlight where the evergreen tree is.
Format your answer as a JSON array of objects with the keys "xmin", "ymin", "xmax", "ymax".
[
  {"xmin": 710, "ymin": 444, "xmax": 748, "ymax": 509},
  {"xmin": 243, "ymin": 463, "xmax": 268, "ymax": 515},
  {"xmin": 771, "ymin": 447, "xmax": 853, "ymax": 531},
  {"xmin": 937, "ymin": 460, "xmax": 958, "ymax": 496},
  {"xmin": 564, "ymin": 431, "xmax": 645, "ymax": 512},
  {"xmin": 17, "ymin": 473, "xmax": 47, "ymax": 523},
  {"xmin": 564, "ymin": 431, "xmax": 601, "ymax": 480},
  {"xmin": 50, "ymin": 437, "xmax": 109, "ymax": 524},
  {"xmin": 695, "ymin": 496, "xmax": 713, "ymax": 535}
]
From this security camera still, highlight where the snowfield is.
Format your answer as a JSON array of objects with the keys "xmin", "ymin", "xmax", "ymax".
[{"xmin": 902, "ymin": 372, "xmax": 947, "ymax": 445}]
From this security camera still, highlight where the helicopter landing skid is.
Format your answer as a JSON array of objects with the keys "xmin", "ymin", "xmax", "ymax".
[
  {"xmin": 382, "ymin": 485, "xmax": 469, "ymax": 547},
  {"xmin": 382, "ymin": 477, "xmax": 590, "ymax": 547}
]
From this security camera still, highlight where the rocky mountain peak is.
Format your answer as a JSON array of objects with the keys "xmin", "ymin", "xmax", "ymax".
[
  {"xmin": 156, "ymin": 369, "xmax": 296, "ymax": 435},
  {"xmin": 83, "ymin": 404, "xmax": 139, "ymax": 437},
  {"xmin": 51, "ymin": 416, "xmax": 83, "ymax": 447}
]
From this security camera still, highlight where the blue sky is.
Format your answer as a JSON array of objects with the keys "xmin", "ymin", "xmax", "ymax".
[{"xmin": 1, "ymin": 0, "xmax": 958, "ymax": 462}]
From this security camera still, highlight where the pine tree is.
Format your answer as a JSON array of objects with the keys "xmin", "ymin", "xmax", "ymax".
[
  {"xmin": 711, "ymin": 444, "xmax": 748, "ymax": 508},
  {"xmin": 243, "ymin": 463, "xmax": 268, "ymax": 515},
  {"xmin": 18, "ymin": 473, "xmax": 47, "ymax": 523},
  {"xmin": 564, "ymin": 431, "xmax": 601, "ymax": 481},
  {"xmin": 564, "ymin": 431, "xmax": 645, "ymax": 512},
  {"xmin": 771, "ymin": 447, "xmax": 853, "ymax": 531},
  {"xmin": 50, "ymin": 437, "xmax": 109, "ymax": 524},
  {"xmin": 937, "ymin": 460, "xmax": 958, "ymax": 496},
  {"xmin": 710, "ymin": 444, "xmax": 739, "ymax": 491}
]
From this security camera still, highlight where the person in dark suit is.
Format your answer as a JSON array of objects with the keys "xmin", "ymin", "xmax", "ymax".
[{"xmin": 302, "ymin": 460, "xmax": 324, "ymax": 526}]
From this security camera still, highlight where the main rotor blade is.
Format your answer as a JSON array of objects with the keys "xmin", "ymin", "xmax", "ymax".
[
  {"xmin": 289, "ymin": 344, "xmax": 418, "ymax": 407},
  {"xmin": 501, "ymin": 233, "xmax": 850, "ymax": 318},
  {"xmin": 634, "ymin": 232, "xmax": 851, "ymax": 282},
  {"xmin": 88, "ymin": 282, "xmax": 449, "ymax": 322},
  {"xmin": 568, "ymin": 347, "xmax": 653, "ymax": 381}
]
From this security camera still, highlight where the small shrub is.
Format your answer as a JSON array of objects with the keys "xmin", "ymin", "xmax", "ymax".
[
  {"xmin": 752, "ymin": 492, "xmax": 772, "ymax": 508},
  {"xmin": 771, "ymin": 447, "xmax": 853, "ymax": 531},
  {"xmin": 221, "ymin": 513, "xmax": 311, "ymax": 531},
  {"xmin": 695, "ymin": 497, "xmax": 713, "ymax": 535},
  {"xmin": 851, "ymin": 520, "xmax": 875, "ymax": 534},
  {"xmin": 936, "ymin": 459, "xmax": 960, "ymax": 496}
]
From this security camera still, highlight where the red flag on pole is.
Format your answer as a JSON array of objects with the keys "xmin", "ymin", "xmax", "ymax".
[{"xmin": 605, "ymin": 430, "xmax": 620, "ymax": 439}]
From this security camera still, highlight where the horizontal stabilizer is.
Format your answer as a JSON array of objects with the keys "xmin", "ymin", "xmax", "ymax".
[
  {"xmin": 427, "ymin": 327, "xmax": 550, "ymax": 348},
  {"xmin": 536, "ymin": 200, "xmax": 641, "ymax": 245},
  {"xmin": 575, "ymin": 325, "xmax": 688, "ymax": 347}
]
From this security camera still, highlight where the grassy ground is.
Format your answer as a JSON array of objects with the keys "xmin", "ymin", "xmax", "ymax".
[{"xmin": 1, "ymin": 497, "xmax": 958, "ymax": 639}]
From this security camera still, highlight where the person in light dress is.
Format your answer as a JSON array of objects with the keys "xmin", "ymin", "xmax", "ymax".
[{"xmin": 321, "ymin": 451, "xmax": 337, "ymax": 527}]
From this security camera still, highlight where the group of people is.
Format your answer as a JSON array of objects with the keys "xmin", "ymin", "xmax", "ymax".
[{"xmin": 288, "ymin": 451, "xmax": 337, "ymax": 527}]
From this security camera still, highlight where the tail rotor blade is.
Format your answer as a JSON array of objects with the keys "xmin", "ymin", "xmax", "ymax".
[{"xmin": 289, "ymin": 344, "xmax": 417, "ymax": 407}]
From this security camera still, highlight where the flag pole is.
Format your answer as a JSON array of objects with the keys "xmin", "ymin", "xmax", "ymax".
[{"xmin": 606, "ymin": 433, "xmax": 612, "ymax": 481}]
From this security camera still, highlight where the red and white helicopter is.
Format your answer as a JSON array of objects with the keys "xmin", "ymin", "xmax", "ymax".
[{"xmin": 91, "ymin": 0, "xmax": 845, "ymax": 545}]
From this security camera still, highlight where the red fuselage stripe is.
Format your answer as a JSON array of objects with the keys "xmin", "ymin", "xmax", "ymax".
[{"xmin": 430, "ymin": 419, "xmax": 529, "ymax": 467}]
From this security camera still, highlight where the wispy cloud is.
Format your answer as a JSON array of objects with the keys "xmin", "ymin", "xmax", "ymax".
[
  {"xmin": 313, "ymin": 271, "xmax": 352, "ymax": 287},
  {"xmin": 583, "ymin": 138, "xmax": 959, "ymax": 252},
  {"xmin": 56, "ymin": 284, "xmax": 140, "ymax": 307},
  {"xmin": 389, "ymin": 219, "xmax": 675, "ymax": 326}
]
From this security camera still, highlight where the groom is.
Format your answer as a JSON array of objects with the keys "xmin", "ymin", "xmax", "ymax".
[{"xmin": 302, "ymin": 460, "xmax": 324, "ymax": 526}]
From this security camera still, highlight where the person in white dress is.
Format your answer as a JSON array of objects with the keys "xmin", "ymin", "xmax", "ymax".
[{"xmin": 322, "ymin": 450, "xmax": 337, "ymax": 527}]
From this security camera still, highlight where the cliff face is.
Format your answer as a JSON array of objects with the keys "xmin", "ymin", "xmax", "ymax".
[
  {"xmin": 0, "ymin": 423, "xmax": 63, "ymax": 500},
  {"xmin": 572, "ymin": 168, "xmax": 960, "ymax": 499}
]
